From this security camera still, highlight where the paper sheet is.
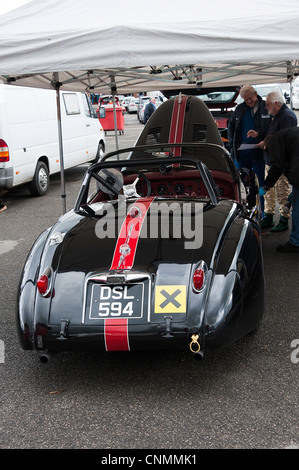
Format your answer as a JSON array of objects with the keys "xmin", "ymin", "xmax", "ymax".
[{"xmin": 237, "ymin": 143, "xmax": 258, "ymax": 150}]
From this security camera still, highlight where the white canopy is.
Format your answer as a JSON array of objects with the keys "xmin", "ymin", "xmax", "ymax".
[{"xmin": 0, "ymin": 0, "xmax": 299, "ymax": 93}]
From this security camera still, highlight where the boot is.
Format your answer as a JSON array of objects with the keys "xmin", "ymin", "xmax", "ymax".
[
  {"xmin": 277, "ymin": 241, "xmax": 299, "ymax": 253},
  {"xmin": 261, "ymin": 213, "xmax": 274, "ymax": 229},
  {"xmin": 271, "ymin": 216, "xmax": 289, "ymax": 232}
]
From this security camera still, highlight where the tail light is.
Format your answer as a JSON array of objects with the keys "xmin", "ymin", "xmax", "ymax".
[
  {"xmin": 193, "ymin": 261, "xmax": 207, "ymax": 292},
  {"xmin": 37, "ymin": 275, "xmax": 49, "ymax": 295},
  {"xmin": 37, "ymin": 267, "xmax": 52, "ymax": 297},
  {"xmin": 0, "ymin": 139, "xmax": 9, "ymax": 162}
]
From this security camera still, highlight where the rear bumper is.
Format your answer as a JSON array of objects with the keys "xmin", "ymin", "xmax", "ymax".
[
  {"xmin": 0, "ymin": 167, "xmax": 13, "ymax": 189},
  {"xmin": 41, "ymin": 330, "xmax": 191, "ymax": 353}
]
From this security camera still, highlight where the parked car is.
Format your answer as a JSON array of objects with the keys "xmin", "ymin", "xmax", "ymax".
[
  {"xmin": 116, "ymin": 95, "xmax": 125, "ymax": 106},
  {"xmin": 127, "ymin": 97, "xmax": 139, "ymax": 114},
  {"xmin": 122, "ymin": 96, "xmax": 133, "ymax": 112},
  {"xmin": 98, "ymin": 95, "xmax": 120, "ymax": 106},
  {"xmin": 17, "ymin": 95, "xmax": 264, "ymax": 363}
]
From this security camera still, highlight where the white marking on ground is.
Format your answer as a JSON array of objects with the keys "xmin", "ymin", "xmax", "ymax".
[{"xmin": 0, "ymin": 240, "xmax": 24, "ymax": 255}]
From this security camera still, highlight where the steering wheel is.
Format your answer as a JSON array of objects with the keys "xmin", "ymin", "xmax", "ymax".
[
  {"xmin": 92, "ymin": 168, "xmax": 124, "ymax": 197},
  {"xmin": 122, "ymin": 170, "xmax": 152, "ymax": 197}
]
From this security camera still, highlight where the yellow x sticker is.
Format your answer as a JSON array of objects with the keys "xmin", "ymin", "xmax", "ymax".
[{"xmin": 154, "ymin": 285, "xmax": 186, "ymax": 313}]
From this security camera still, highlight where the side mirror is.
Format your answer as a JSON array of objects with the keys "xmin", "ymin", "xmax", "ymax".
[{"xmin": 99, "ymin": 107, "xmax": 106, "ymax": 119}]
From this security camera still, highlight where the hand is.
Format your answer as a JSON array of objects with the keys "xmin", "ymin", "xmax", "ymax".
[{"xmin": 247, "ymin": 130, "xmax": 258, "ymax": 138}]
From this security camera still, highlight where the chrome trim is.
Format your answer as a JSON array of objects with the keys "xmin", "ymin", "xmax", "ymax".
[
  {"xmin": 229, "ymin": 219, "xmax": 250, "ymax": 271},
  {"xmin": 209, "ymin": 203, "xmax": 237, "ymax": 269},
  {"xmin": 49, "ymin": 232, "xmax": 66, "ymax": 245}
]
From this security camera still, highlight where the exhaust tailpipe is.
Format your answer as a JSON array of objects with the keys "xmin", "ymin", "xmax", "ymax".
[
  {"xmin": 40, "ymin": 351, "xmax": 56, "ymax": 364},
  {"xmin": 193, "ymin": 350, "xmax": 204, "ymax": 361}
]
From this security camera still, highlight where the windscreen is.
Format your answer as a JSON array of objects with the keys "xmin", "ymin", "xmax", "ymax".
[{"xmin": 123, "ymin": 143, "xmax": 232, "ymax": 173}]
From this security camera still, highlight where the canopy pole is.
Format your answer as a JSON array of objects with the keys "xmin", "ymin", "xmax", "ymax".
[
  {"xmin": 110, "ymin": 75, "xmax": 119, "ymax": 159},
  {"xmin": 112, "ymin": 93, "xmax": 119, "ymax": 151},
  {"xmin": 53, "ymin": 72, "xmax": 67, "ymax": 214}
]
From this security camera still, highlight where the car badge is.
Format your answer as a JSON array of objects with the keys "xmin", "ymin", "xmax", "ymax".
[
  {"xmin": 129, "ymin": 206, "xmax": 141, "ymax": 218},
  {"xmin": 117, "ymin": 224, "xmax": 133, "ymax": 268},
  {"xmin": 118, "ymin": 243, "xmax": 131, "ymax": 269}
]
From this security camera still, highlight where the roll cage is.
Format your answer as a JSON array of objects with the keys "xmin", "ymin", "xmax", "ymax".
[{"xmin": 74, "ymin": 142, "xmax": 240, "ymax": 214}]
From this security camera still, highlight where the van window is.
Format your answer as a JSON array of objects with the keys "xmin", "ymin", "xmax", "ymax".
[
  {"xmin": 81, "ymin": 93, "xmax": 93, "ymax": 117},
  {"xmin": 63, "ymin": 93, "xmax": 81, "ymax": 115}
]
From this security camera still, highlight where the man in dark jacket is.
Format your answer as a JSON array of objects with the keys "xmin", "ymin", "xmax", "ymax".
[
  {"xmin": 260, "ymin": 127, "xmax": 299, "ymax": 252},
  {"xmin": 260, "ymin": 91, "xmax": 297, "ymax": 232},
  {"xmin": 228, "ymin": 85, "xmax": 270, "ymax": 212},
  {"xmin": 143, "ymin": 98, "xmax": 156, "ymax": 124}
]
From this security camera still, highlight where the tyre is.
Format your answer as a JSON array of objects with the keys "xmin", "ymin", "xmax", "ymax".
[
  {"xmin": 29, "ymin": 161, "xmax": 49, "ymax": 196},
  {"xmin": 92, "ymin": 142, "xmax": 105, "ymax": 163}
]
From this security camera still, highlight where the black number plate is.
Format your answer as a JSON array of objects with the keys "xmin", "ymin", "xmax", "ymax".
[{"xmin": 88, "ymin": 283, "xmax": 144, "ymax": 320}]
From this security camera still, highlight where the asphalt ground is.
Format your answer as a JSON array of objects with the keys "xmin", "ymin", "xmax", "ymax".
[{"xmin": 0, "ymin": 112, "xmax": 298, "ymax": 451}]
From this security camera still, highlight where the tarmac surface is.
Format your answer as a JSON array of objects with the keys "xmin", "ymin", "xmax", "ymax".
[{"xmin": 0, "ymin": 112, "xmax": 298, "ymax": 450}]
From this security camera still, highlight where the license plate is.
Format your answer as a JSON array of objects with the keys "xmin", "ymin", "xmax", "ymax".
[{"xmin": 89, "ymin": 283, "xmax": 144, "ymax": 320}]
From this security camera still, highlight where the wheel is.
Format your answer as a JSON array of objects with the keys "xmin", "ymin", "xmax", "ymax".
[
  {"xmin": 92, "ymin": 168, "xmax": 124, "ymax": 197},
  {"xmin": 29, "ymin": 161, "xmax": 49, "ymax": 196},
  {"xmin": 92, "ymin": 142, "xmax": 105, "ymax": 163}
]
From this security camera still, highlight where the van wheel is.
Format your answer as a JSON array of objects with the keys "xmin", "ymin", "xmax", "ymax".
[
  {"xmin": 93, "ymin": 142, "xmax": 105, "ymax": 163},
  {"xmin": 29, "ymin": 162, "xmax": 49, "ymax": 196}
]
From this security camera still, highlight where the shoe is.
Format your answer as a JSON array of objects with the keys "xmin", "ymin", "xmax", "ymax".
[
  {"xmin": 277, "ymin": 241, "xmax": 299, "ymax": 253},
  {"xmin": 270, "ymin": 216, "xmax": 289, "ymax": 232},
  {"xmin": 0, "ymin": 204, "xmax": 7, "ymax": 212},
  {"xmin": 261, "ymin": 213, "xmax": 274, "ymax": 229}
]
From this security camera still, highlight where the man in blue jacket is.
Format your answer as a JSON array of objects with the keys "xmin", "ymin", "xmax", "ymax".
[
  {"xmin": 228, "ymin": 85, "xmax": 270, "ymax": 213},
  {"xmin": 144, "ymin": 98, "xmax": 156, "ymax": 124}
]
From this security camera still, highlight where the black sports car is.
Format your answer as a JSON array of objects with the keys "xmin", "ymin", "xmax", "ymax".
[{"xmin": 17, "ymin": 95, "xmax": 264, "ymax": 362}]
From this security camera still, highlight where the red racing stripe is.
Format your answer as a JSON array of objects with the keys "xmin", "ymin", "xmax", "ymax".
[
  {"xmin": 104, "ymin": 318, "xmax": 129, "ymax": 351},
  {"xmin": 168, "ymin": 95, "xmax": 187, "ymax": 156},
  {"xmin": 110, "ymin": 197, "xmax": 154, "ymax": 270},
  {"xmin": 105, "ymin": 188, "xmax": 154, "ymax": 352},
  {"xmin": 169, "ymin": 96, "xmax": 180, "ymax": 144}
]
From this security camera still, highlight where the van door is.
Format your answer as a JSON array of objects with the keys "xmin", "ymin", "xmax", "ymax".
[
  {"xmin": 80, "ymin": 92, "xmax": 103, "ymax": 161},
  {"xmin": 61, "ymin": 91, "xmax": 90, "ymax": 168}
]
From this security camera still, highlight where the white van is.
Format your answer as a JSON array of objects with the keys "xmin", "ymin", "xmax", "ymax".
[
  {"xmin": 291, "ymin": 77, "xmax": 299, "ymax": 109},
  {"xmin": 254, "ymin": 83, "xmax": 286, "ymax": 103},
  {"xmin": 0, "ymin": 84, "xmax": 105, "ymax": 196}
]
